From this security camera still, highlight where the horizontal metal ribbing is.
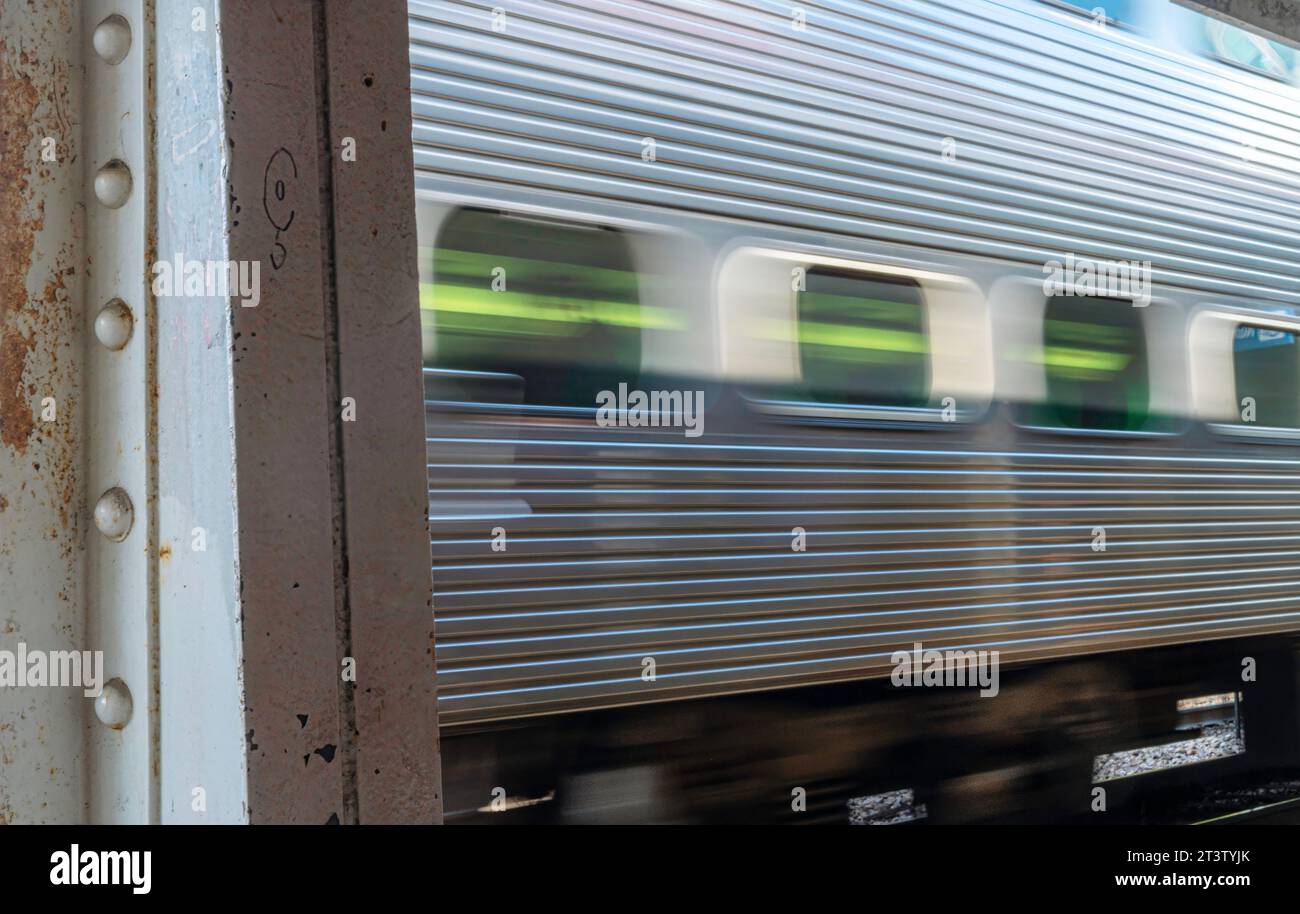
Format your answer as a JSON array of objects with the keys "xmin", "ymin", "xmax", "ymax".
[{"xmin": 410, "ymin": 0, "xmax": 1300, "ymax": 301}]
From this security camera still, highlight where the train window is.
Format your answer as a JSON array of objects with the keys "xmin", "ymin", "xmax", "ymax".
[
  {"xmin": 1183, "ymin": 9, "xmax": 1299, "ymax": 81},
  {"xmin": 1233, "ymin": 323, "xmax": 1300, "ymax": 428},
  {"xmin": 795, "ymin": 270, "xmax": 929, "ymax": 407},
  {"xmin": 1027, "ymin": 296, "xmax": 1150, "ymax": 431},
  {"xmin": 423, "ymin": 208, "xmax": 649, "ymax": 408}
]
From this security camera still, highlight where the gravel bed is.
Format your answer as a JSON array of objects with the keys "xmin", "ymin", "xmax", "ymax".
[
  {"xmin": 1092, "ymin": 722, "xmax": 1244, "ymax": 782},
  {"xmin": 849, "ymin": 723, "xmax": 1248, "ymax": 823},
  {"xmin": 848, "ymin": 788, "xmax": 926, "ymax": 825}
]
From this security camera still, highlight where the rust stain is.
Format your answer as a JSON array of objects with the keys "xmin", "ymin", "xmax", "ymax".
[
  {"xmin": 159, "ymin": 543, "xmax": 172, "ymax": 561},
  {"xmin": 0, "ymin": 32, "xmax": 42, "ymax": 454},
  {"xmin": 38, "ymin": 263, "xmax": 77, "ymax": 534},
  {"xmin": 0, "ymin": 20, "xmax": 81, "ymax": 557}
]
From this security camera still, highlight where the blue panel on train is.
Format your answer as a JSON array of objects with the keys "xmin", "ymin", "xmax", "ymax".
[
  {"xmin": 1171, "ymin": 0, "xmax": 1300, "ymax": 81},
  {"xmin": 1234, "ymin": 325, "xmax": 1296, "ymax": 351}
]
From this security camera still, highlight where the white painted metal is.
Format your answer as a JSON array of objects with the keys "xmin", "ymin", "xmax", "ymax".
[
  {"xmin": 82, "ymin": 0, "xmax": 155, "ymax": 824},
  {"xmin": 152, "ymin": 0, "xmax": 249, "ymax": 825}
]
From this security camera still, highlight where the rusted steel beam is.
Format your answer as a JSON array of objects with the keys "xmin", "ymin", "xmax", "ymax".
[{"xmin": 0, "ymin": 0, "xmax": 86, "ymax": 826}]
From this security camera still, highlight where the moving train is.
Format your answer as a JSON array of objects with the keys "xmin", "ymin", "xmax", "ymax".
[{"xmin": 408, "ymin": 0, "xmax": 1300, "ymax": 821}]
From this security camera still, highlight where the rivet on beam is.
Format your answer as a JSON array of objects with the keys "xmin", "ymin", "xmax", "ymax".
[
  {"xmin": 91, "ymin": 15, "xmax": 132, "ymax": 66},
  {"xmin": 94, "ymin": 299, "xmax": 134, "ymax": 351},
  {"xmin": 93, "ymin": 160, "xmax": 132, "ymax": 209},
  {"xmin": 93, "ymin": 487, "xmax": 134, "ymax": 542},
  {"xmin": 94, "ymin": 679, "xmax": 133, "ymax": 730}
]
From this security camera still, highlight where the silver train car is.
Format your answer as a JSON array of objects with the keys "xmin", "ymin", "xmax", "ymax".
[{"xmin": 408, "ymin": 0, "xmax": 1300, "ymax": 820}]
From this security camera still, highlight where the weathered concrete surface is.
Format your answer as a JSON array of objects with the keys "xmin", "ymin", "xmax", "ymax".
[
  {"xmin": 0, "ymin": 0, "xmax": 86, "ymax": 824},
  {"xmin": 213, "ymin": 0, "xmax": 441, "ymax": 823},
  {"xmin": 323, "ymin": 0, "xmax": 442, "ymax": 824},
  {"xmin": 1175, "ymin": 0, "xmax": 1300, "ymax": 46},
  {"xmin": 219, "ymin": 0, "xmax": 347, "ymax": 824}
]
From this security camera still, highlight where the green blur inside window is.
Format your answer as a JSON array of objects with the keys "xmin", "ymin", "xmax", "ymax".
[
  {"xmin": 1031, "ymin": 296, "xmax": 1150, "ymax": 431},
  {"xmin": 796, "ymin": 270, "xmax": 929, "ymax": 407},
  {"xmin": 1233, "ymin": 323, "xmax": 1300, "ymax": 428},
  {"xmin": 424, "ymin": 208, "xmax": 644, "ymax": 407}
]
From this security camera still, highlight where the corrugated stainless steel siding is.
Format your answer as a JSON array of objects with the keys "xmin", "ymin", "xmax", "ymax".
[
  {"xmin": 427, "ymin": 411, "xmax": 1300, "ymax": 724},
  {"xmin": 410, "ymin": 0, "xmax": 1300, "ymax": 724},
  {"xmin": 409, "ymin": 0, "xmax": 1300, "ymax": 302}
]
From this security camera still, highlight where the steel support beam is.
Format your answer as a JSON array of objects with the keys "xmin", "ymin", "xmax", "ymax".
[
  {"xmin": 83, "ymin": 0, "xmax": 155, "ymax": 826},
  {"xmin": 2, "ymin": 0, "xmax": 439, "ymax": 823}
]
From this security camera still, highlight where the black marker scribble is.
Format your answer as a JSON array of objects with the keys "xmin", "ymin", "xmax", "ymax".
[{"xmin": 263, "ymin": 147, "xmax": 298, "ymax": 270}]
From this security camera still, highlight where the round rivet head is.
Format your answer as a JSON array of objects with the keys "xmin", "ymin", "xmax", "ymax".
[
  {"xmin": 94, "ymin": 678, "xmax": 133, "ymax": 730},
  {"xmin": 93, "ymin": 487, "xmax": 133, "ymax": 542},
  {"xmin": 93, "ymin": 160, "xmax": 132, "ymax": 209},
  {"xmin": 94, "ymin": 299, "xmax": 133, "ymax": 350},
  {"xmin": 92, "ymin": 15, "xmax": 132, "ymax": 65}
]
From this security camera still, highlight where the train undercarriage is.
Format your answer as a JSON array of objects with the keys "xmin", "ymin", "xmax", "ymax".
[{"xmin": 442, "ymin": 635, "xmax": 1300, "ymax": 824}]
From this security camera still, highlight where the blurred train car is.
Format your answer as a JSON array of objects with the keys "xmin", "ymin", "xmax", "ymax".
[{"xmin": 409, "ymin": 0, "xmax": 1300, "ymax": 822}]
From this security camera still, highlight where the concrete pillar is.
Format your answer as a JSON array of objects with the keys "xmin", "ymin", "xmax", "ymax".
[{"xmin": 155, "ymin": 0, "xmax": 442, "ymax": 823}]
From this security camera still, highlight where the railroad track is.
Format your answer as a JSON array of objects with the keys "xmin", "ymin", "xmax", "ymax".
[
  {"xmin": 1193, "ymin": 794, "xmax": 1300, "ymax": 825},
  {"xmin": 1176, "ymin": 700, "xmax": 1239, "ymax": 731}
]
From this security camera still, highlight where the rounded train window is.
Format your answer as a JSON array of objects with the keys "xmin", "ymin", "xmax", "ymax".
[
  {"xmin": 422, "ymin": 208, "xmax": 647, "ymax": 408},
  {"xmin": 1233, "ymin": 322, "xmax": 1300, "ymax": 428},
  {"xmin": 794, "ymin": 269, "xmax": 930, "ymax": 408},
  {"xmin": 1022, "ymin": 295, "xmax": 1154, "ymax": 432}
]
